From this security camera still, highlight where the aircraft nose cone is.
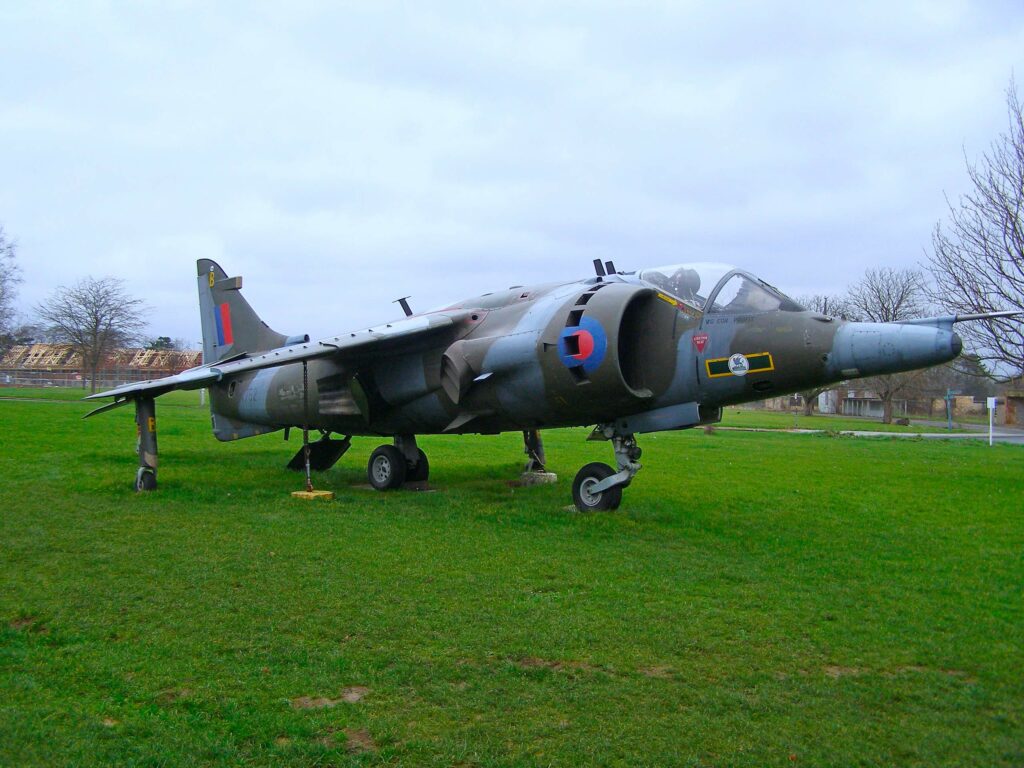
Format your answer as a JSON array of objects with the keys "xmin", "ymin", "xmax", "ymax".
[{"xmin": 829, "ymin": 322, "xmax": 965, "ymax": 379}]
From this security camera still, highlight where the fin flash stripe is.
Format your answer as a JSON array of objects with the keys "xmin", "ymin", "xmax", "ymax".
[
  {"xmin": 706, "ymin": 352, "xmax": 774, "ymax": 378},
  {"xmin": 215, "ymin": 302, "xmax": 234, "ymax": 346}
]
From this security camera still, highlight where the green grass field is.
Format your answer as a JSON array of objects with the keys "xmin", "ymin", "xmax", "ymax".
[
  {"xmin": 1, "ymin": 391, "xmax": 1022, "ymax": 766},
  {"xmin": 717, "ymin": 408, "xmax": 967, "ymax": 433}
]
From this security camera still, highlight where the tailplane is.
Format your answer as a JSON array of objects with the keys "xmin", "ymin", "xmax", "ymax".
[{"xmin": 197, "ymin": 259, "xmax": 289, "ymax": 363}]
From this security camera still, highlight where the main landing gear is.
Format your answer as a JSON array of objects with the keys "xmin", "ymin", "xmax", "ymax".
[
  {"xmin": 367, "ymin": 435, "xmax": 429, "ymax": 490},
  {"xmin": 571, "ymin": 431, "xmax": 642, "ymax": 512}
]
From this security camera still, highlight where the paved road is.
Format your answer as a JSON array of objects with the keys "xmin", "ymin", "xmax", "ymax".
[{"xmin": 720, "ymin": 426, "xmax": 1024, "ymax": 445}]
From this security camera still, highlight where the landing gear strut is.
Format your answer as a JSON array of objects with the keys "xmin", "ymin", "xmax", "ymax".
[
  {"xmin": 367, "ymin": 435, "xmax": 429, "ymax": 490},
  {"xmin": 523, "ymin": 430, "xmax": 547, "ymax": 472},
  {"xmin": 134, "ymin": 398, "xmax": 158, "ymax": 492},
  {"xmin": 571, "ymin": 430, "xmax": 642, "ymax": 512}
]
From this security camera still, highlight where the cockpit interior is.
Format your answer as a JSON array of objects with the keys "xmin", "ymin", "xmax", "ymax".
[{"xmin": 637, "ymin": 263, "xmax": 804, "ymax": 314}]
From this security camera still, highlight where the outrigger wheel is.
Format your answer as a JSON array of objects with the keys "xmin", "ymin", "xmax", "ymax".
[
  {"xmin": 135, "ymin": 467, "xmax": 157, "ymax": 492},
  {"xmin": 368, "ymin": 445, "xmax": 407, "ymax": 490}
]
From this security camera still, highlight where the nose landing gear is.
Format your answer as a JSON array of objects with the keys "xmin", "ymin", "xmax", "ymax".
[{"xmin": 571, "ymin": 431, "xmax": 642, "ymax": 512}]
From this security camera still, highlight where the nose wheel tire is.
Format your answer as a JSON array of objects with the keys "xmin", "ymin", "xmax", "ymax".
[
  {"xmin": 572, "ymin": 462, "xmax": 622, "ymax": 512},
  {"xmin": 406, "ymin": 449, "xmax": 430, "ymax": 482},
  {"xmin": 368, "ymin": 445, "xmax": 407, "ymax": 490}
]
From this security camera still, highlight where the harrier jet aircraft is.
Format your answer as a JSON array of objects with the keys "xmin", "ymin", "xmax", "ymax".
[{"xmin": 86, "ymin": 259, "xmax": 1006, "ymax": 511}]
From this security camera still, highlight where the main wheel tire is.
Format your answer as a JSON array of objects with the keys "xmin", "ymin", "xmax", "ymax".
[
  {"xmin": 368, "ymin": 445, "xmax": 407, "ymax": 490},
  {"xmin": 572, "ymin": 462, "xmax": 622, "ymax": 512},
  {"xmin": 406, "ymin": 449, "xmax": 429, "ymax": 482}
]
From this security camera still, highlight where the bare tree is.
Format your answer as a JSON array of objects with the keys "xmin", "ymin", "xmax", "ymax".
[
  {"xmin": 795, "ymin": 293, "xmax": 853, "ymax": 415},
  {"xmin": 36, "ymin": 277, "xmax": 148, "ymax": 392},
  {"xmin": 846, "ymin": 267, "xmax": 928, "ymax": 323},
  {"xmin": 927, "ymin": 79, "xmax": 1024, "ymax": 377},
  {"xmin": 0, "ymin": 225, "xmax": 21, "ymax": 345},
  {"xmin": 845, "ymin": 267, "xmax": 930, "ymax": 423}
]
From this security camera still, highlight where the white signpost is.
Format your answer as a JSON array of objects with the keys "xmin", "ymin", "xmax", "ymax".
[{"xmin": 987, "ymin": 397, "xmax": 997, "ymax": 446}]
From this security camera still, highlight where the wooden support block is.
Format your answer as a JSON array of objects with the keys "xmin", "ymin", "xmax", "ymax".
[{"xmin": 290, "ymin": 490, "xmax": 335, "ymax": 501}]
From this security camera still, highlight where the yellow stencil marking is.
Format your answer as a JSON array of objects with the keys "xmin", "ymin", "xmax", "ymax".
[{"xmin": 705, "ymin": 352, "xmax": 775, "ymax": 378}]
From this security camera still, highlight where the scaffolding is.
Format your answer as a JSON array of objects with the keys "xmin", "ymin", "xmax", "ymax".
[{"xmin": 0, "ymin": 344, "xmax": 202, "ymax": 389}]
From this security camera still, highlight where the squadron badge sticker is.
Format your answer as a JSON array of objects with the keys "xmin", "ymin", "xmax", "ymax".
[{"xmin": 728, "ymin": 353, "xmax": 750, "ymax": 376}]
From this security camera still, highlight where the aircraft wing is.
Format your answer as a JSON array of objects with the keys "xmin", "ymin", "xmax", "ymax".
[{"xmin": 83, "ymin": 313, "xmax": 462, "ymax": 415}]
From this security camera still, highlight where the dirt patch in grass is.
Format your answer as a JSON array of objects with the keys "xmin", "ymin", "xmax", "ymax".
[
  {"xmin": 341, "ymin": 686, "xmax": 370, "ymax": 702},
  {"xmin": 639, "ymin": 665, "xmax": 675, "ymax": 679},
  {"xmin": 344, "ymin": 727, "xmax": 377, "ymax": 754},
  {"xmin": 155, "ymin": 688, "xmax": 191, "ymax": 705},
  {"xmin": 291, "ymin": 686, "xmax": 370, "ymax": 709},
  {"xmin": 514, "ymin": 657, "xmax": 603, "ymax": 674},
  {"xmin": 291, "ymin": 696, "xmax": 337, "ymax": 710},
  {"xmin": 823, "ymin": 665, "xmax": 867, "ymax": 678},
  {"xmin": 9, "ymin": 616, "xmax": 48, "ymax": 634},
  {"xmin": 893, "ymin": 665, "xmax": 977, "ymax": 683}
]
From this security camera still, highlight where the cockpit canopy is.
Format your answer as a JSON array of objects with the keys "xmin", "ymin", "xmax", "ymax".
[{"xmin": 638, "ymin": 262, "xmax": 804, "ymax": 314}]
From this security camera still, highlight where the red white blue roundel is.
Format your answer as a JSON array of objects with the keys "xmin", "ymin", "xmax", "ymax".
[{"xmin": 558, "ymin": 316, "xmax": 608, "ymax": 373}]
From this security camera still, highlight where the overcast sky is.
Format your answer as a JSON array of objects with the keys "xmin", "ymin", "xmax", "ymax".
[{"xmin": 2, "ymin": 1, "xmax": 1023, "ymax": 345}]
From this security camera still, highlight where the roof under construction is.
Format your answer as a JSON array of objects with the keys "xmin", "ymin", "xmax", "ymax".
[{"xmin": 1, "ymin": 344, "xmax": 202, "ymax": 373}]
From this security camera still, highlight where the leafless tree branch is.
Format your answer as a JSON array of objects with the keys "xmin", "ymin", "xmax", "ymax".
[
  {"xmin": 0, "ymin": 225, "xmax": 22, "ymax": 341},
  {"xmin": 926, "ymin": 78, "xmax": 1024, "ymax": 377},
  {"xmin": 35, "ymin": 276, "xmax": 148, "ymax": 392}
]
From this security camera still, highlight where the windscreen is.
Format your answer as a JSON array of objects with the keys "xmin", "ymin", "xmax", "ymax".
[{"xmin": 709, "ymin": 273, "xmax": 804, "ymax": 313}]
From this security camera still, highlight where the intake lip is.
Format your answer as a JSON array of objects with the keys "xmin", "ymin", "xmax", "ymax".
[{"xmin": 951, "ymin": 331, "xmax": 963, "ymax": 358}]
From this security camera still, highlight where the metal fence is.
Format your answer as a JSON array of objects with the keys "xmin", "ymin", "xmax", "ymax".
[{"xmin": 0, "ymin": 369, "xmax": 179, "ymax": 390}]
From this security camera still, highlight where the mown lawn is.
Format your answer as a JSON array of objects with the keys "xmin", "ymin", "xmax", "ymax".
[
  {"xmin": 1, "ymin": 393, "xmax": 1021, "ymax": 767},
  {"xmin": 718, "ymin": 408, "xmax": 966, "ymax": 433}
]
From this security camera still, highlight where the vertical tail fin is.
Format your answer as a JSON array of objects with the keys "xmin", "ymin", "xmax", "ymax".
[{"xmin": 197, "ymin": 259, "xmax": 287, "ymax": 363}]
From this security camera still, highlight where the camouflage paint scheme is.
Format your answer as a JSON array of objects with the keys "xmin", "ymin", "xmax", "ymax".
[
  {"xmin": 187, "ymin": 260, "xmax": 959, "ymax": 438},
  {"xmin": 87, "ymin": 258, "xmax": 967, "ymax": 508}
]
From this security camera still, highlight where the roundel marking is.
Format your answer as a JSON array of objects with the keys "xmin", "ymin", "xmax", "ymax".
[
  {"xmin": 558, "ymin": 316, "xmax": 607, "ymax": 373},
  {"xmin": 572, "ymin": 330, "xmax": 595, "ymax": 360}
]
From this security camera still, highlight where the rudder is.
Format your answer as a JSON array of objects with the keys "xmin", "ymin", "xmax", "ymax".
[{"xmin": 197, "ymin": 259, "xmax": 287, "ymax": 363}]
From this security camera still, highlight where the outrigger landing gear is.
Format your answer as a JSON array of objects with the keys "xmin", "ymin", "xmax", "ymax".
[
  {"xmin": 572, "ymin": 430, "xmax": 642, "ymax": 512},
  {"xmin": 134, "ymin": 398, "xmax": 158, "ymax": 492},
  {"xmin": 523, "ymin": 430, "xmax": 547, "ymax": 472},
  {"xmin": 367, "ymin": 435, "xmax": 429, "ymax": 490},
  {"xmin": 518, "ymin": 429, "xmax": 558, "ymax": 486}
]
